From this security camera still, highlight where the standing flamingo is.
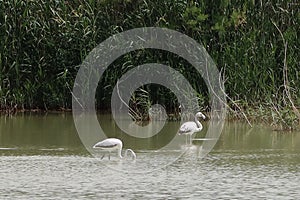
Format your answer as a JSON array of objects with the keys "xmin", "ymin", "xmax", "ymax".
[
  {"xmin": 178, "ymin": 112, "xmax": 206, "ymax": 145},
  {"xmin": 93, "ymin": 138, "xmax": 136, "ymax": 160}
]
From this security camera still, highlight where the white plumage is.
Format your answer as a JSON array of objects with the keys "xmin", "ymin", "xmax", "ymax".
[
  {"xmin": 178, "ymin": 112, "xmax": 206, "ymax": 145},
  {"xmin": 93, "ymin": 138, "xmax": 136, "ymax": 160}
]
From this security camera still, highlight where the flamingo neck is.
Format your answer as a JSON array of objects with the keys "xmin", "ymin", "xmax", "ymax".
[
  {"xmin": 125, "ymin": 149, "xmax": 137, "ymax": 160},
  {"xmin": 118, "ymin": 147, "xmax": 123, "ymax": 158},
  {"xmin": 195, "ymin": 116, "xmax": 202, "ymax": 130},
  {"xmin": 118, "ymin": 148, "xmax": 136, "ymax": 160}
]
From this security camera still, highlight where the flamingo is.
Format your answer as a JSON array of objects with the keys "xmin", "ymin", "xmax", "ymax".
[
  {"xmin": 93, "ymin": 138, "xmax": 136, "ymax": 160},
  {"xmin": 178, "ymin": 112, "xmax": 206, "ymax": 145}
]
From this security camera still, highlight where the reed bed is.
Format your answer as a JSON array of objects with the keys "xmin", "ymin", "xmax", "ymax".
[{"xmin": 0, "ymin": 0, "xmax": 299, "ymax": 129}]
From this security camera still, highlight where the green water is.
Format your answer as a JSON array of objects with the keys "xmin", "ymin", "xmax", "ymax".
[{"xmin": 1, "ymin": 113, "xmax": 300, "ymax": 199}]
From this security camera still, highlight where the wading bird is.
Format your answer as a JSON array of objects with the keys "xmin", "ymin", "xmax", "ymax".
[
  {"xmin": 178, "ymin": 112, "xmax": 206, "ymax": 145},
  {"xmin": 93, "ymin": 138, "xmax": 136, "ymax": 160}
]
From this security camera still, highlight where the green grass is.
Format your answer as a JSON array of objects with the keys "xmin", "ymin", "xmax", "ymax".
[{"xmin": 0, "ymin": 0, "xmax": 299, "ymax": 129}]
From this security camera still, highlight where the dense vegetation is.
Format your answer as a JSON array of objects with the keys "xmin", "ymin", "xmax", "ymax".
[{"xmin": 0, "ymin": 0, "xmax": 299, "ymax": 129}]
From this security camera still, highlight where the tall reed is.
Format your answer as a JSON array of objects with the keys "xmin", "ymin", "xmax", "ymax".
[{"xmin": 0, "ymin": 0, "xmax": 299, "ymax": 128}]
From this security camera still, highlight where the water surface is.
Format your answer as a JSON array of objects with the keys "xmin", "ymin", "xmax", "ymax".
[{"xmin": 1, "ymin": 113, "xmax": 300, "ymax": 199}]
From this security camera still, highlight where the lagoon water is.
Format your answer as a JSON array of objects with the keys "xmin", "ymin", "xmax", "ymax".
[{"xmin": 1, "ymin": 113, "xmax": 300, "ymax": 199}]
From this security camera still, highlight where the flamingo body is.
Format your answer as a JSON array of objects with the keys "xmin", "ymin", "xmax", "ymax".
[
  {"xmin": 178, "ymin": 112, "xmax": 205, "ymax": 145},
  {"xmin": 178, "ymin": 121, "xmax": 201, "ymax": 134},
  {"xmin": 93, "ymin": 138, "xmax": 136, "ymax": 160},
  {"xmin": 93, "ymin": 138, "xmax": 122, "ymax": 150}
]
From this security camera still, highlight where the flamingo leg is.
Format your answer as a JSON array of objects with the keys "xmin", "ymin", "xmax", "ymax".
[
  {"xmin": 101, "ymin": 153, "xmax": 105, "ymax": 160},
  {"xmin": 185, "ymin": 135, "xmax": 188, "ymax": 145},
  {"xmin": 108, "ymin": 153, "xmax": 111, "ymax": 160}
]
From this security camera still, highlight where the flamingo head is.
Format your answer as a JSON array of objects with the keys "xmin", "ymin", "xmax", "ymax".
[{"xmin": 195, "ymin": 112, "xmax": 206, "ymax": 120}]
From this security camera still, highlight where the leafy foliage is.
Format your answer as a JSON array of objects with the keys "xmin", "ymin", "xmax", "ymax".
[{"xmin": 0, "ymin": 0, "xmax": 299, "ymax": 128}]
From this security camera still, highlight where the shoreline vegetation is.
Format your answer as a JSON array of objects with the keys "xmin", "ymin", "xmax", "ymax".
[
  {"xmin": 0, "ymin": 0, "xmax": 299, "ymax": 130},
  {"xmin": 1, "ymin": 106, "xmax": 299, "ymax": 132}
]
